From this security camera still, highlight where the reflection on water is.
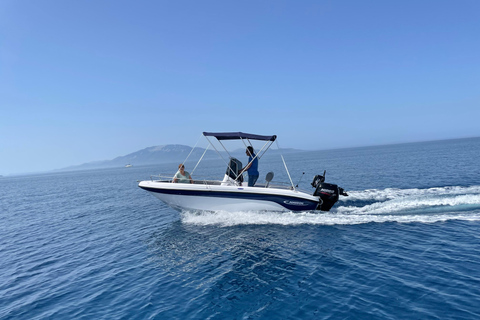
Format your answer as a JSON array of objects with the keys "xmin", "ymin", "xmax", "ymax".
[{"xmin": 145, "ymin": 219, "xmax": 342, "ymax": 318}]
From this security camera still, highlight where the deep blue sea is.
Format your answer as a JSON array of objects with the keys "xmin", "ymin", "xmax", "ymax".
[{"xmin": 1, "ymin": 138, "xmax": 480, "ymax": 319}]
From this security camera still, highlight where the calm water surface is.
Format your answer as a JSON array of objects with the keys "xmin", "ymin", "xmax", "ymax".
[{"xmin": 1, "ymin": 138, "xmax": 480, "ymax": 319}]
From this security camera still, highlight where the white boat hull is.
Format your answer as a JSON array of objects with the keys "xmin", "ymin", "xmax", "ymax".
[{"xmin": 138, "ymin": 180, "xmax": 320, "ymax": 212}]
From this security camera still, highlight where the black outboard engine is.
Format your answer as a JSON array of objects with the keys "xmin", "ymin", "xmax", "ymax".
[{"xmin": 312, "ymin": 172, "xmax": 348, "ymax": 211}]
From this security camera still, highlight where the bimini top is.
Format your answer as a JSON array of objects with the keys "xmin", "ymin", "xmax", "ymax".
[{"xmin": 203, "ymin": 132, "xmax": 277, "ymax": 141}]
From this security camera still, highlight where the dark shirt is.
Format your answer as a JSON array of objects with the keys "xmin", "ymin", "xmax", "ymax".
[{"xmin": 248, "ymin": 154, "xmax": 259, "ymax": 176}]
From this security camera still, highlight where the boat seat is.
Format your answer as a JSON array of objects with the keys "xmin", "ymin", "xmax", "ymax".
[{"xmin": 265, "ymin": 172, "xmax": 274, "ymax": 188}]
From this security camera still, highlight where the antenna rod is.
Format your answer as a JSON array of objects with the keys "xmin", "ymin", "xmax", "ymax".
[{"xmin": 295, "ymin": 172, "xmax": 305, "ymax": 188}]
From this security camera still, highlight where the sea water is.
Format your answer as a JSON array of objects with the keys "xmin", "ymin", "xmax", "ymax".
[{"xmin": 1, "ymin": 138, "xmax": 479, "ymax": 319}]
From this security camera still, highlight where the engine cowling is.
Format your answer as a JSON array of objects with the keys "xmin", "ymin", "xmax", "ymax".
[
  {"xmin": 312, "ymin": 174, "xmax": 348, "ymax": 211},
  {"xmin": 314, "ymin": 183, "xmax": 340, "ymax": 211}
]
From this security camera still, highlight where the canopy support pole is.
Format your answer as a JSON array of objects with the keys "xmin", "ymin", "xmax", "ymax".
[
  {"xmin": 191, "ymin": 144, "xmax": 209, "ymax": 175},
  {"xmin": 181, "ymin": 134, "xmax": 202, "ymax": 166},
  {"xmin": 204, "ymin": 136, "xmax": 229, "ymax": 168},
  {"xmin": 276, "ymin": 140, "xmax": 295, "ymax": 190}
]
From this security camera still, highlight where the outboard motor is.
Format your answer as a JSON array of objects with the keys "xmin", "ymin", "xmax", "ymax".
[{"xmin": 312, "ymin": 171, "xmax": 348, "ymax": 211}]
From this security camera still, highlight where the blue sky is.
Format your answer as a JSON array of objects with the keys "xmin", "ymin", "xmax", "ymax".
[{"xmin": 1, "ymin": 0, "xmax": 479, "ymax": 175}]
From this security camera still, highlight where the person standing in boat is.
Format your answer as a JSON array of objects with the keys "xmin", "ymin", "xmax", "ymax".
[
  {"xmin": 173, "ymin": 164, "xmax": 193, "ymax": 184},
  {"xmin": 241, "ymin": 146, "xmax": 259, "ymax": 187}
]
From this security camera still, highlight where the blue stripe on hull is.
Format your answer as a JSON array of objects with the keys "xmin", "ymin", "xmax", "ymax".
[{"xmin": 139, "ymin": 186, "xmax": 319, "ymax": 211}]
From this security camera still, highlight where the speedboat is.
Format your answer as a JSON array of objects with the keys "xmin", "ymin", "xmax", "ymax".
[{"xmin": 138, "ymin": 132, "xmax": 348, "ymax": 212}]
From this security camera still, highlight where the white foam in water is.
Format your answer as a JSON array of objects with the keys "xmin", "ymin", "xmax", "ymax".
[
  {"xmin": 342, "ymin": 185, "xmax": 480, "ymax": 202},
  {"xmin": 337, "ymin": 194, "xmax": 480, "ymax": 215},
  {"xmin": 181, "ymin": 185, "xmax": 480, "ymax": 226}
]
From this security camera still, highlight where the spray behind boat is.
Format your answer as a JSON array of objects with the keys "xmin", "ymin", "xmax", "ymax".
[{"xmin": 311, "ymin": 170, "xmax": 348, "ymax": 211}]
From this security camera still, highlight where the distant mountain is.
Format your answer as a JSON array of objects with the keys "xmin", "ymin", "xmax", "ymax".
[
  {"xmin": 110, "ymin": 144, "xmax": 218, "ymax": 167},
  {"xmin": 60, "ymin": 144, "xmax": 303, "ymax": 172},
  {"xmin": 60, "ymin": 145, "xmax": 212, "ymax": 171}
]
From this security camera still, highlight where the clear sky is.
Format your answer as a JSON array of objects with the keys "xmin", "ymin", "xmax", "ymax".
[{"xmin": 1, "ymin": 0, "xmax": 479, "ymax": 175}]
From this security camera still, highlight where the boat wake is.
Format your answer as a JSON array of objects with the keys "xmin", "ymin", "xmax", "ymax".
[{"xmin": 181, "ymin": 185, "xmax": 480, "ymax": 226}]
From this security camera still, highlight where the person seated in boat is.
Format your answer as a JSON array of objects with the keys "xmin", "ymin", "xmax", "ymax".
[
  {"xmin": 173, "ymin": 163, "xmax": 193, "ymax": 184},
  {"xmin": 240, "ymin": 146, "xmax": 259, "ymax": 187}
]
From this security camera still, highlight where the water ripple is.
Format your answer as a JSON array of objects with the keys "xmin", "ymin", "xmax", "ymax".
[{"xmin": 2, "ymin": 140, "xmax": 480, "ymax": 319}]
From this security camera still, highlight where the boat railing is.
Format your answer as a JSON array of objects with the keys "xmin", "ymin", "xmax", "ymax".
[
  {"xmin": 255, "ymin": 182, "xmax": 291, "ymax": 189},
  {"xmin": 148, "ymin": 174, "xmax": 310, "ymax": 192},
  {"xmin": 149, "ymin": 174, "xmax": 223, "ymax": 186}
]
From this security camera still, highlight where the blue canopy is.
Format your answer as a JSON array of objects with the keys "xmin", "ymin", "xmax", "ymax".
[{"xmin": 203, "ymin": 132, "xmax": 277, "ymax": 141}]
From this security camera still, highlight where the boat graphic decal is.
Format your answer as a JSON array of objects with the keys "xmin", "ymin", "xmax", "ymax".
[{"xmin": 283, "ymin": 200, "xmax": 309, "ymax": 206}]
